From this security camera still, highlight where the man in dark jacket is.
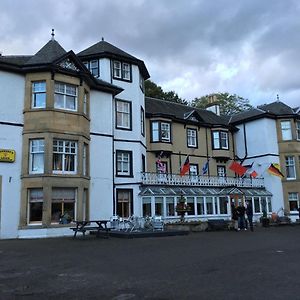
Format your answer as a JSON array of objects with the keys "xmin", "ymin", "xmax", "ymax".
[
  {"xmin": 246, "ymin": 201, "xmax": 254, "ymax": 231},
  {"xmin": 237, "ymin": 202, "xmax": 246, "ymax": 230}
]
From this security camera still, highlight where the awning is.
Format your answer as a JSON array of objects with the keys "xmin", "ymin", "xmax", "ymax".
[{"xmin": 139, "ymin": 186, "xmax": 272, "ymax": 197}]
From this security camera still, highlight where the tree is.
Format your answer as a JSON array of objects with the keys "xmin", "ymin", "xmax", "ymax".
[
  {"xmin": 145, "ymin": 80, "xmax": 188, "ymax": 105},
  {"xmin": 191, "ymin": 92, "xmax": 253, "ymax": 115}
]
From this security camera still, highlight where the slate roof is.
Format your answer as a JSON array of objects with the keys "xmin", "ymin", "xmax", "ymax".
[
  {"xmin": 258, "ymin": 101, "xmax": 295, "ymax": 115},
  {"xmin": 25, "ymin": 40, "xmax": 67, "ymax": 65},
  {"xmin": 0, "ymin": 55, "xmax": 32, "ymax": 66},
  {"xmin": 78, "ymin": 40, "xmax": 150, "ymax": 80},
  {"xmin": 145, "ymin": 97, "xmax": 231, "ymax": 127}
]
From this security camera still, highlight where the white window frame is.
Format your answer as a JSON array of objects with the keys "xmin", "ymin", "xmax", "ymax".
[
  {"xmin": 122, "ymin": 63, "xmax": 131, "ymax": 80},
  {"xmin": 53, "ymin": 140, "xmax": 77, "ymax": 174},
  {"xmin": 113, "ymin": 61, "xmax": 122, "ymax": 78},
  {"xmin": 116, "ymin": 100, "xmax": 131, "ymax": 130},
  {"xmin": 54, "ymin": 82, "xmax": 78, "ymax": 111},
  {"xmin": 288, "ymin": 192, "xmax": 299, "ymax": 212},
  {"xmin": 281, "ymin": 120, "xmax": 292, "ymax": 140},
  {"xmin": 90, "ymin": 60, "xmax": 99, "ymax": 77},
  {"xmin": 116, "ymin": 150, "xmax": 132, "ymax": 176},
  {"xmin": 32, "ymin": 81, "xmax": 46, "ymax": 108},
  {"xmin": 217, "ymin": 165, "xmax": 226, "ymax": 177},
  {"xmin": 29, "ymin": 139, "xmax": 44, "ymax": 174},
  {"xmin": 285, "ymin": 156, "xmax": 296, "ymax": 180},
  {"xmin": 212, "ymin": 131, "xmax": 228, "ymax": 150},
  {"xmin": 113, "ymin": 60, "xmax": 131, "ymax": 81},
  {"xmin": 187, "ymin": 128, "xmax": 197, "ymax": 147},
  {"xmin": 161, "ymin": 122, "xmax": 171, "ymax": 142}
]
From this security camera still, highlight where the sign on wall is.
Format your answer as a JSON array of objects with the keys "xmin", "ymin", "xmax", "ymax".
[{"xmin": 0, "ymin": 149, "xmax": 15, "ymax": 163}]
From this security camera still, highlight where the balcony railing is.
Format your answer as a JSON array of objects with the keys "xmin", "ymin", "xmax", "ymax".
[{"xmin": 141, "ymin": 172, "xmax": 265, "ymax": 188}]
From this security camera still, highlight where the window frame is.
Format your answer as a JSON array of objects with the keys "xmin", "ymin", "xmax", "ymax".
[
  {"xmin": 113, "ymin": 60, "xmax": 132, "ymax": 82},
  {"xmin": 29, "ymin": 139, "xmax": 45, "ymax": 174},
  {"xmin": 281, "ymin": 120, "xmax": 292, "ymax": 141},
  {"xmin": 288, "ymin": 192, "xmax": 299, "ymax": 212},
  {"xmin": 115, "ymin": 99, "xmax": 132, "ymax": 130},
  {"xmin": 28, "ymin": 188, "xmax": 43, "ymax": 224},
  {"xmin": 53, "ymin": 139, "xmax": 78, "ymax": 174},
  {"xmin": 296, "ymin": 121, "xmax": 300, "ymax": 141},
  {"xmin": 285, "ymin": 156, "xmax": 296, "ymax": 180},
  {"xmin": 151, "ymin": 121, "xmax": 172, "ymax": 143},
  {"xmin": 116, "ymin": 189, "xmax": 133, "ymax": 218},
  {"xmin": 32, "ymin": 81, "xmax": 46, "ymax": 109},
  {"xmin": 217, "ymin": 165, "xmax": 226, "ymax": 177},
  {"xmin": 187, "ymin": 128, "xmax": 198, "ymax": 148},
  {"xmin": 116, "ymin": 150, "xmax": 133, "ymax": 177},
  {"xmin": 141, "ymin": 106, "xmax": 145, "ymax": 136},
  {"xmin": 54, "ymin": 82, "xmax": 78, "ymax": 112},
  {"xmin": 212, "ymin": 130, "xmax": 229, "ymax": 150}
]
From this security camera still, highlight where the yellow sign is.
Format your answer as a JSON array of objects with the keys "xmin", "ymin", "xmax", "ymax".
[{"xmin": 0, "ymin": 149, "xmax": 15, "ymax": 163}]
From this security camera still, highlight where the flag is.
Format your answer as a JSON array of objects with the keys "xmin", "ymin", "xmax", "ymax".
[
  {"xmin": 156, "ymin": 151, "xmax": 166, "ymax": 173},
  {"xmin": 202, "ymin": 160, "xmax": 209, "ymax": 175},
  {"xmin": 243, "ymin": 162, "xmax": 258, "ymax": 178},
  {"xmin": 268, "ymin": 163, "xmax": 284, "ymax": 178},
  {"xmin": 229, "ymin": 161, "xmax": 247, "ymax": 176},
  {"xmin": 180, "ymin": 156, "xmax": 190, "ymax": 176}
]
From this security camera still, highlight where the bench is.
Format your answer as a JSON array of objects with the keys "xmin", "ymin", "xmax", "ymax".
[
  {"xmin": 71, "ymin": 220, "xmax": 110, "ymax": 238},
  {"xmin": 207, "ymin": 219, "xmax": 229, "ymax": 231}
]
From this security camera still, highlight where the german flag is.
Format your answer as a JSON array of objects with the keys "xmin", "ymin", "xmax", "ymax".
[{"xmin": 268, "ymin": 163, "xmax": 284, "ymax": 178}]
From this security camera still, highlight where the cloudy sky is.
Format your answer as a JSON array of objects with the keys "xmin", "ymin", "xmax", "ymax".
[{"xmin": 1, "ymin": 0, "xmax": 300, "ymax": 107}]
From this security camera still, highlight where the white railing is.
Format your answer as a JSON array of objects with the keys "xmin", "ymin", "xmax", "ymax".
[{"xmin": 141, "ymin": 172, "xmax": 265, "ymax": 188}]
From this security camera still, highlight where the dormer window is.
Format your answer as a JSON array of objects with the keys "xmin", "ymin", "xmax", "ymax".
[{"xmin": 113, "ymin": 60, "xmax": 132, "ymax": 81}]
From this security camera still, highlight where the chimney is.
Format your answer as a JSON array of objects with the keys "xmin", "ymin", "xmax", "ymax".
[{"xmin": 206, "ymin": 94, "xmax": 220, "ymax": 116}]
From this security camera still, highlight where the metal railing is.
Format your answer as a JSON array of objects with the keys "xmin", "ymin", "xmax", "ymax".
[{"xmin": 141, "ymin": 172, "xmax": 265, "ymax": 188}]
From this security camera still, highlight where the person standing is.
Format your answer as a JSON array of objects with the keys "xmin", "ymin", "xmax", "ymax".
[
  {"xmin": 237, "ymin": 202, "xmax": 246, "ymax": 231},
  {"xmin": 246, "ymin": 201, "xmax": 254, "ymax": 231}
]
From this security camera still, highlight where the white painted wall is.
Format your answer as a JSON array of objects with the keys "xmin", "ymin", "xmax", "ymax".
[{"xmin": 234, "ymin": 118, "xmax": 284, "ymax": 214}]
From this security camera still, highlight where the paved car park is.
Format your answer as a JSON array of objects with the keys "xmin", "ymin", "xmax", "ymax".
[{"xmin": 1, "ymin": 226, "xmax": 300, "ymax": 299}]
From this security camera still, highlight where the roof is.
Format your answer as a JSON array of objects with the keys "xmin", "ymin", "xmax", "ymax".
[
  {"xmin": 0, "ymin": 39, "xmax": 122, "ymax": 96},
  {"xmin": 145, "ymin": 97, "xmax": 231, "ymax": 127},
  {"xmin": 77, "ymin": 40, "xmax": 150, "ymax": 80},
  {"xmin": 230, "ymin": 101, "xmax": 299, "ymax": 125},
  {"xmin": 25, "ymin": 40, "xmax": 66, "ymax": 65}
]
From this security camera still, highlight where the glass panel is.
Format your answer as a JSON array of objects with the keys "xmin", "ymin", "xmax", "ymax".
[
  {"xmin": 281, "ymin": 121, "xmax": 292, "ymax": 140},
  {"xmin": 166, "ymin": 197, "xmax": 175, "ymax": 216},
  {"xmin": 152, "ymin": 122, "xmax": 159, "ymax": 142},
  {"xmin": 213, "ymin": 132, "xmax": 220, "ymax": 149},
  {"xmin": 143, "ymin": 197, "xmax": 152, "ymax": 217},
  {"xmin": 155, "ymin": 197, "xmax": 163, "ymax": 216},
  {"xmin": 28, "ymin": 189, "xmax": 43, "ymax": 223},
  {"xmin": 206, "ymin": 197, "xmax": 213, "ymax": 214},
  {"xmin": 254, "ymin": 197, "xmax": 260, "ymax": 213},
  {"xmin": 219, "ymin": 197, "xmax": 228, "ymax": 214},
  {"xmin": 187, "ymin": 197, "xmax": 195, "ymax": 215},
  {"xmin": 197, "ymin": 197, "xmax": 204, "ymax": 215}
]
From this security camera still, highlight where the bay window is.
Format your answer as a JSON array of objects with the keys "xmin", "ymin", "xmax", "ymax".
[
  {"xmin": 116, "ymin": 100, "xmax": 131, "ymax": 130},
  {"xmin": 32, "ymin": 81, "xmax": 46, "ymax": 108},
  {"xmin": 281, "ymin": 121, "xmax": 292, "ymax": 140},
  {"xmin": 54, "ymin": 82, "xmax": 77, "ymax": 111},
  {"xmin": 53, "ymin": 140, "xmax": 77, "ymax": 174},
  {"xmin": 29, "ymin": 139, "xmax": 44, "ymax": 174},
  {"xmin": 116, "ymin": 150, "xmax": 132, "ymax": 177},
  {"xmin": 285, "ymin": 156, "xmax": 296, "ymax": 179},
  {"xmin": 51, "ymin": 188, "xmax": 76, "ymax": 224},
  {"xmin": 28, "ymin": 189, "xmax": 43, "ymax": 224}
]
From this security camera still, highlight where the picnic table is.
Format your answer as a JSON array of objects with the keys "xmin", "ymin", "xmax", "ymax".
[{"xmin": 70, "ymin": 220, "xmax": 110, "ymax": 238}]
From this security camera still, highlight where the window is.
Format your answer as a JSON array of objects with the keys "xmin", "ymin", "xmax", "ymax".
[
  {"xmin": 28, "ymin": 189, "xmax": 43, "ymax": 224},
  {"xmin": 53, "ymin": 140, "xmax": 77, "ymax": 174},
  {"xmin": 139, "ymin": 73, "xmax": 145, "ymax": 92},
  {"xmin": 83, "ymin": 91, "xmax": 88, "ymax": 115},
  {"xmin": 206, "ymin": 197, "xmax": 213, "ymax": 214},
  {"xmin": 254, "ymin": 197, "xmax": 260, "ymax": 213},
  {"xmin": 212, "ymin": 131, "xmax": 228, "ymax": 150},
  {"xmin": 116, "ymin": 150, "xmax": 132, "ymax": 177},
  {"xmin": 297, "ymin": 121, "xmax": 300, "ymax": 140},
  {"xmin": 90, "ymin": 60, "xmax": 99, "ymax": 77},
  {"xmin": 117, "ymin": 189, "xmax": 133, "ymax": 218},
  {"xmin": 285, "ymin": 156, "xmax": 296, "ymax": 179},
  {"xmin": 83, "ymin": 143, "xmax": 88, "ymax": 176},
  {"xmin": 151, "ymin": 121, "xmax": 171, "ymax": 142},
  {"xmin": 219, "ymin": 197, "xmax": 228, "ymax": 214},
  {"xmin": 187, "ymin": 197, "xmax": 195, "ymax": 215},
  {"xmin": 155, "ymin": 197, "xmax": 164, "ymax": 216},
  {"xmin": 281, "ymin": 121, "xmax": 292, "ymax": 140},
  {"xmin": 142, "ymin": 154, "xmax": 146, "ymax": 173},
  {"xmin": 116, "ymin": 100, "xmax": 131, "ymax": 130},
  {"xmin": 288, "ymin": 193, "xmax": 299, "ymax": 212},
  {"xmin": 29, "ymin": 139, "xmax": 44, "ymax": 174},
  {"xmin": 32, "ymin": 81, "xmax": 46, "ymax": 108},
  {"xmin": 187, "ymin": 128, "xmax": 197, "ymax": 148},
  {"xmin": 113, "ymin": 61, "xmax": 131, "ymax": 81},
  {"xmin": 217, "ymin": 166, "xmax": 226, "ymax": 177},
  {"xmin": 189, "ymin": 164, "xmax": 198, "ymax": 176},
  {"xmin": 51, "ymin": 188, "xmax": 76, "ymax": 223},
  {"xmin": 54, "ymin": 82, "xmax": 77, "ymax": 111},
  {"xmin": 197, "ymin": 197, "xmax": 204, "ymax": 215},
  {"xmin": 166, "ymin": 197, "xmax": 175, "ymax": 216},
  {"xmin": 141, "ymin": 107, "xmax": 145, "ymax": 136},
  {"xmin": 142, "ymin": 197, "xmax": 152, "ymax": 217}
]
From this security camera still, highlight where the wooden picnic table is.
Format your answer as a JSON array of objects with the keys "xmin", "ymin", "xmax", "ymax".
[{"xmin": 70, "ymin": 220, "xmax": 110, "ymax": 238}]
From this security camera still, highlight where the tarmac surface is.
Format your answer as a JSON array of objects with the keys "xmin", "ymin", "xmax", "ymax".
[{"xmin": 1, "ymin": 225, "xmax": 300, "ymax": 300}]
